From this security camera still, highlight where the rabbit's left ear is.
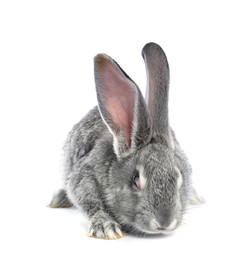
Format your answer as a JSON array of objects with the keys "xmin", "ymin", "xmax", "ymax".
[
  {"xmin": 142, "ymin": 43, "xmax": 170, "ymax": 143},
  {"xmin": 94, "ymin": 54, "xmax": 152, "ymax": 158}
]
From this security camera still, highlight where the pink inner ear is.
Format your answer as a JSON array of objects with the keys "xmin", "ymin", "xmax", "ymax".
[{"xmin": 102, "ymin": 62, "xmax": 136, "ymax": 147}]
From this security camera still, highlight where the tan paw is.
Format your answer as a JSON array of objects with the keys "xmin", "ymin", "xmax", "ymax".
[{"xmin": 87, "ymin": 213, "xmax": 124, "ymax": 240}]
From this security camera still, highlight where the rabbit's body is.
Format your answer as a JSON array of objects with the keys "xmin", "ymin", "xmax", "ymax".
[
  {"xmin": 50, "ymin": 43, "xmax": 196, "ymax": 239},
  {"xmin": 63, "ymin": 107, "xmax": 115, "ymax": 215}
]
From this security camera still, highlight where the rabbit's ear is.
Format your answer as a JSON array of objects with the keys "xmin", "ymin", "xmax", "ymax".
[
  {"xmin": 142, "ymin": 43, "xmax": 170, "ymax": 143},
  {"xmin": 94, "ymin": 54, "xmax": 152, "ymax": 158}
]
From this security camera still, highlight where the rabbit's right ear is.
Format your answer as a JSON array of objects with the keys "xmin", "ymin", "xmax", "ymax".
[{"xmin": 94, "ymin": 54, "xmax": 152, "ymax": 158}]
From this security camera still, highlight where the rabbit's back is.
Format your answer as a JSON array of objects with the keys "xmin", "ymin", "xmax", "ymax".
[{"xmin": 62, "ymin": 106, "xmax": 113, "ymax": 183}]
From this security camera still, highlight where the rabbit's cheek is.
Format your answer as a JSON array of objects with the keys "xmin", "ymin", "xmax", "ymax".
[
  {"xmin": 174, "ymin": 195, "xmax": 183, "ymax": 223},
  {"xmin": 175, "ymin": 166, "xmax": 183, "ymax": 189},
  {"xmin": 136, "ymin": 165, "xmax": 147, "ymax": 190}
]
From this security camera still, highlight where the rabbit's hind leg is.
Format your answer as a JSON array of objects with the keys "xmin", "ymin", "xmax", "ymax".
[
  {"xmin": 48, "ymin": 189, "xmax": 73, "ymax": 208},
  {"xmin": 189, "ymin": 187, "xmax": 205, "ymax": 205}
]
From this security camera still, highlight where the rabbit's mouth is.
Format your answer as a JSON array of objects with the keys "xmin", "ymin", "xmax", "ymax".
[
  {"xmin": 152, "ymin": 219, "xmax": 178, "ymax": 234},
  {"xmin": 154, "ymin": 218, "xmax": 178, "ymax": 232},
  {"xmin": 132, "ymin": 218, "xmax": 179, "ymax": 235}
]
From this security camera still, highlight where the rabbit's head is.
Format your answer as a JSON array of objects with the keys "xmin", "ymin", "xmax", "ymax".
[{"xmin": 94, "ymin": 43, "xmax": 186, "ymax": 234}]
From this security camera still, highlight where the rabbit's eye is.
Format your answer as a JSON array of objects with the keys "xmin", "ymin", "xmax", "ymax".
[{"xmin": 132, "ymin": 170, "xmax": 140, "ymax": 189}]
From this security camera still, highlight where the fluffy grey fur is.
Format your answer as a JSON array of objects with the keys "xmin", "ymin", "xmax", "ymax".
[{"xmin": 49, "ymin": 43, "xmax": 193, "ymax": 239}]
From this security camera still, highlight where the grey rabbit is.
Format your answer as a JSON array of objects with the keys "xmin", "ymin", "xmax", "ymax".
[{"xmin": 49, "ymin": 42, "xmax": 203, "ymax": 239}]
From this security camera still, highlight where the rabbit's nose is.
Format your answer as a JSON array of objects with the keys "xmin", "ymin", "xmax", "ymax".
[
  {"xmin": 156, "ymin": 208, "xmax": 172, "ymax": 227},
  {"xmin": 155, "ymin": 218, "xmax": 177, "ymax": 231},
  {"xmin": 152, "ymin": 219, "xmax": 178, "ymax": 231}
]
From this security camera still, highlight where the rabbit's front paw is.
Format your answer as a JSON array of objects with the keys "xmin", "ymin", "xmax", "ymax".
[{"xmin": 88, "ymin": 211, "xmax": 123, "ymax": 240}]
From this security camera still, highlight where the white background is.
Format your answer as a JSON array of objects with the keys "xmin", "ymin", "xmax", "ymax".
[{"xmin": 0, "ymin": 0, "xmax": 252, "ymax": 259}]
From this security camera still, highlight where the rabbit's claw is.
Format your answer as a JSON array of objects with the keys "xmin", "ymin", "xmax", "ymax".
[{"xmin": 88, "ymin": 212, "xmax": 124, "ymax": 240}]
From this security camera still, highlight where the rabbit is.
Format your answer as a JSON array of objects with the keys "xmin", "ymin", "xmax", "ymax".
[{"xmin": 49, "ymin": 42, "xmax": 201, "ymax": 239}]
